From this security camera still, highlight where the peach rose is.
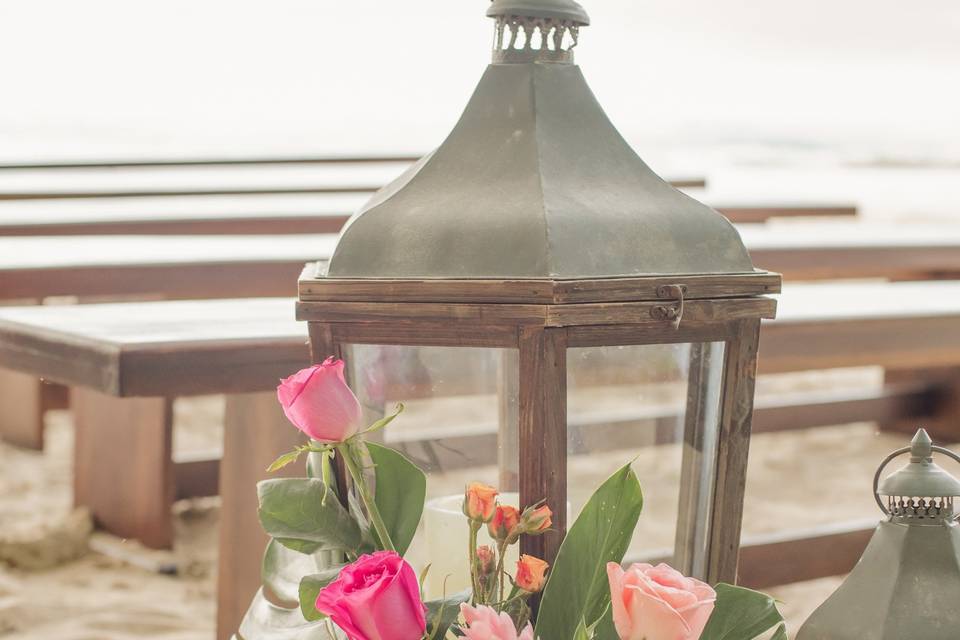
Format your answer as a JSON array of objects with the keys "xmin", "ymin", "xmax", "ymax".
[
  {"xmin": 515, "ymin": 555, "xmax": 549, "ymax": 593},
  {"xmin": 519, "ymin": 504, "xmax": 552, "ymax": 534},
  {"xmin": 463, "ymin": 483, "xmax": 499, "ymax": 522},
  {"xmin": 488, "ymin": 505, "xmax": 521, "ymax": 542},
  {"xmin": 607, "ymin": 562, "xmax": 716, "ymax": 640}
]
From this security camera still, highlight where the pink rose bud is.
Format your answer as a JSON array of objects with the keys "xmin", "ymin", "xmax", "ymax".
[
  {"xmin": 476, "ymin": 545, "xmax": 497, "ymax": 578},
  {"xmin": 316, "ymin": 551, "xmax": 427, "ymax": 640},
  {"xmin": 276, "ymin": 357, "xmax": 363, "ymax": 443},
  {"xmin": 515, "ymin": 555, "xmax": 549, "ymax": 593},
  {"xmin": 463, "ymin": 482, "xmax": 499, "ymax": 522},
  {"xmin": 607, "ymin": 562, "xmax": 716, "ymax": 640},
  {"xmin": 460, "ymin": 603, "xmax": 534, "ymax": 640},
  {"xmin": 519, "ymin": 504, "xmax": 552, "ymax": 534},
  {"xmin": 488, "ymin": 505, "xmax": 521, "ymax": 543}
]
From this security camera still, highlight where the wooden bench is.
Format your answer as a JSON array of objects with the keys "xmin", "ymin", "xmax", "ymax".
[
  {"xmin": 0, "ymin": 199, "xmax": 852, "ymax": 236},
  {"xmin": 0, "ymin": 158, "xmax": 705, "ymax": 200},
  {"xmin": 2, "ymin": 223, "xmax": 957, "ymax": 449},
  {"xmin": 1, "ymin": 280, "xmax": 960, "ymax": 636},
  {"xmin": 3, "ymin": 223, "xmax": 958, "ymax": 301}
]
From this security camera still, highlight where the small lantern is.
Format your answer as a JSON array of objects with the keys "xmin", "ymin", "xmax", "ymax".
[
  {"xmin": 297, "ymin": 0, "xmax": 779, "ymax": 591},
  {"xmin": 798, "ymin": 429, "xmax": 960, "ymax": 639}
]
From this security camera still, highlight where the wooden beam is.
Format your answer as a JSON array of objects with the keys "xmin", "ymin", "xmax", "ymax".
[
  {"xmin": 72, "ymin": 389, "xmax": 174, "ymax": 549},
  {"xmin": 707, "ymin": 318, "xmax": 761, "ymax": 585},
  {"xmin": 518, "ymin": 327, "xmax": 567, "ymax": 567},
  {"xmin": 737, "ymin": 520, "xmax": 876, "ymax": 589},
  {"xmin": 630, "ymin": 518, "xmax": 877, "ymax": 589},
  {"xmin": 173, "ymin": 454, "xmax": 220, "ymax": 500},
  {"xmin": 0, "ymin": 368, "xmax": 46, "ymax": 449}
]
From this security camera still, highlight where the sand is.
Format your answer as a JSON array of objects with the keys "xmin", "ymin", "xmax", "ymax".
[{"xmin": 2, "ymin": 372, "xmax": 941, "ymax": 640}]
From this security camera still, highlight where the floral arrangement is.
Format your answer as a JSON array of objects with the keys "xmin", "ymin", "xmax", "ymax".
[{"xmin": 241, "ymin": 358, "xmax": 787, "ymax": 640}]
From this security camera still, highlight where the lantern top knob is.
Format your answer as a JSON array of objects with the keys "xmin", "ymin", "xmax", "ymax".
[
  {"xmin": 487, "ymin": 0, "xmax": 590, "ymax": 25},
  {"xmin": 874, "ymin": 429, "xmax": 960, "ymax": 521}
]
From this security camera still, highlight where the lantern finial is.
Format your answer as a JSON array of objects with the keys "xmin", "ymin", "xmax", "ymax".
[
  {"xmin": 487, "ymin": 0, "xmax": 589, "ymax": 64},
  {"xmin": 910, "ymin": 427, "xmax": 933, "ymax": 460}
]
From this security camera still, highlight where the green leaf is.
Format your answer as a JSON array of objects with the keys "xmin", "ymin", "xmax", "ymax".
[
  {"xmin": 425, "ymin": 590, "xmax": 471, "ymax": 640},
  {"xmin": 258, "ymin": 478, "xmax": 362, "ymax": 555},
  {"xmin": 261, "ymin": 539, "xmax": 339, "ymax": 608},
  {"xmin": 361, "ymin": 403, "xmax": 405, "ymax": 436},
  {"xmin": 700, "ymin": 583, "xmax": 787, "ymax": 640},
  {"xmin": 535, "ymin": 464, "xmax": 643, "ymax": 640},
  {"xmin": 574, "ymin": 617, "xmax": 592, "ymax": 640},
  {"xmin": 237, "ymin": 588, "xmax": 333, "ymax": 640},
  {"xmin": 267, "ymin": 449, "xmax": 303, "ymax": 473},
  {"xmin": 299, "ymin": 567, "xmax": 345, "ymax": 622},
  {"xmin": 592, "ymin": 607, "xmax": 618, "ymax": 640},
  {"xmin": 366, "ymin": 442, "xmax": 426, "ymax": 556}
]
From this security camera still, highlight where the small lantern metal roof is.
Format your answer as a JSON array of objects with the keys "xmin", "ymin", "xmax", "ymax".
[
  {"xmin": 327, "ymin": 0, "xmax": 754, "ymax": 280},
  {"xmin": 798, "ymin": 429, "xmax": 960, "ymax": 640},
  {"xmin": 878, "ymin": 428, "xmax": 960, "ymax": 500}
]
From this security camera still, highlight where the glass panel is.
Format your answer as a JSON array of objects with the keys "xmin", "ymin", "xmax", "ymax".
[
  {"xmin": 566, "ymin": 342, "xmax": 725, "ymax": 579},
  {"xmin": 345, "ymin": 344, "xmax": 518, "ymax": 598}
]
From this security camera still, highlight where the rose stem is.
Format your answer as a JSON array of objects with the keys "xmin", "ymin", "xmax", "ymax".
[{"xmin": 339, "ymin": 442, "xmax": 396, "ymax": 552}]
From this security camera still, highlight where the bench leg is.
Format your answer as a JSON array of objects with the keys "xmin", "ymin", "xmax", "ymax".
[
  {"xmin": 72, "ymin": 388, "xmax": 174, "ymax": 549},
  {"xmin": 0, "ymin": 368, "xmax": 46, "ymax": 449},
  {"xmin": 882, "ymin": 367, "xmax": 960, "ymax": 442},
  {"xmin": 218, "ymin": 391, "xmax": 303, "ymax": 640}
]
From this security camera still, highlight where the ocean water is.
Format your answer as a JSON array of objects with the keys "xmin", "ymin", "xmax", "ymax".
[{"xmin": 1, "ymin": 0, "xmax": 958, "ymax": 165}]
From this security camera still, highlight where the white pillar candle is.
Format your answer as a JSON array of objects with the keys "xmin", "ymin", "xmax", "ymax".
[{"xmin": 423, "ymin": 492, "xmax": 520, "ymax": 600}]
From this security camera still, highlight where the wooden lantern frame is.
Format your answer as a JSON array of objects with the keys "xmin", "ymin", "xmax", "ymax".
[{"xmin": 298, "ymin": 262, "xmax": 780, "ymax": 584}]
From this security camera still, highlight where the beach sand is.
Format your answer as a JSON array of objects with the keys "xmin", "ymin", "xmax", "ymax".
[{"xmin": 1, "ymin": 383, "xmax": 941, "ymax": 639}]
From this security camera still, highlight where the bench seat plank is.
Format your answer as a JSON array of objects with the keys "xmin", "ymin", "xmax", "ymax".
[
  {"xmin": 2, "ymin": 223, "xmax": 958, "ymax": 301},
  {"xmin": 2, "ymin": 281, "xmax": 960, "ymax": 396}
]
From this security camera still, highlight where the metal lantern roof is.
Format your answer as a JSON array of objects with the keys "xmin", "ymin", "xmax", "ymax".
[{"xmin": 327, "ymin": 1, "xmax": 755, "ymax": 280}]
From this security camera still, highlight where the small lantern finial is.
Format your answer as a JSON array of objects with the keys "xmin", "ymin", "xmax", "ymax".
[
  {"xmin": 487, "ymin": 0, "xmax": 589, "ymax": 64},
  {"xmin": 910, "ymin": 427, "xmax": 933, "ymax": 460}
]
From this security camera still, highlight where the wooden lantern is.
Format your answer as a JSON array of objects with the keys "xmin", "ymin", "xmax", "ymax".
[{"xmin": 296, "ymin": 0, "xmax": 780, "ymax": 585}]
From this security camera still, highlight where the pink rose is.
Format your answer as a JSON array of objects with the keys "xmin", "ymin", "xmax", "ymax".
[
  {"xmin": 276, "ymin": 357, "xmax": 363, "ymax": 443},
  {"xmin": 460, "ymin": 603, "xmax": 534, "ymax": 640},
  {"xmin": 607, "ymin": 562, "xmax": 716, "ymax": 640},
  {"xmin": 316, "ymin": 551, "xmax": 427, "ymax": 640}
]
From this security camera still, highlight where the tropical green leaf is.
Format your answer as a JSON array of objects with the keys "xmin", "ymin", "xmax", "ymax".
[
  {"xmin": 298, "ymin": 567, "xmax": 345, "ymax": 622},
  {"xmin": 592, "ymin": 607, "xmax": 618, "ymax": 640},
  {"xmin": 237, "ymin": 588, "xmax": 333, "ymax": 640},
  {"xmin": 366, "ymin": 442, "xmax": 426, "ymax": 556},
  {"xmin": 535, "ymin": 464, "xmax": 643, "ymax": 640},
  {"xmin": 258, "ymin": 478, "xmax": 362, "ymax": 555},
  {"xmin": 700, "ymin": 583, "xmax": 786, "ymax": 640},
  {"xmin": 425, "ymin": 590, "xmax": 471, "ymax": 640}
]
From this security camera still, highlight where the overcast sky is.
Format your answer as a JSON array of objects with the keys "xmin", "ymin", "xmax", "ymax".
[{"xmin": 1, "ymin": 0, "xmax": 958, "ymax": 161}]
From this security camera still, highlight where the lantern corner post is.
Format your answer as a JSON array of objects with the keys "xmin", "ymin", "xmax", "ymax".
[
  {"xmin": 706, "ymin": 317, "xmax": 762, "ymax": 585},
  {"xmin": 518, "ymin": 325, "xmax": 568, "ymax": 565},
  {"xmin": 307, "ymin": 321, "xmax": 341, "ymax": 363}
]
